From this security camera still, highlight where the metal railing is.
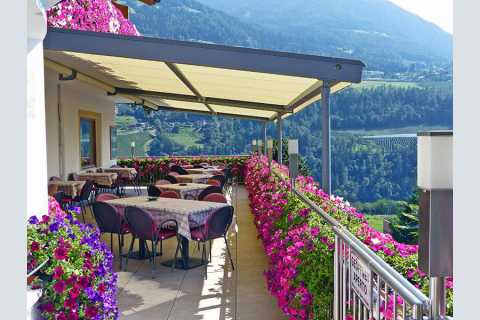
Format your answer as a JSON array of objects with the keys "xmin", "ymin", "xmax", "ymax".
[{"xmin": 292, "ymin": 188, "xmax": 431, "ymax": 320}]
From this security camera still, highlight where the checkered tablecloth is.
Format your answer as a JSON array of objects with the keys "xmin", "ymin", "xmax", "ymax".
[
  {"xmin": 48, "ymin": 180, "xmax": 86, "ymax": 197},
  {"xmin": 103, "ymin": 167, "xmax": 137, "ymax": 179},
  {"xmin": 77, "ymin": 172, "xmax": 118, "ymax": 186},
  {"xmin": 156, "ymin": 183, "xmax": 209, "ymax": 200},
  {"xmin": 176, "ymin": 174, "xmax": 212, "ymax": 184},
  {"xmin": 186, "ymin": 168, "xmax": 222, "ymax": 175},
  {"xmin": 106, "ymin": 196, "xmax": 227, "ymax": 239}
]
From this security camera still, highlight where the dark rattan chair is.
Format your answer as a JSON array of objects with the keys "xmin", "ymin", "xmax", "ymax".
[
  {"xmin": 165, "ymin": 175, "xmax": 178, "ymax": 184},
  {"xmin": 159, "ymin": 190, "xmax": 180, "ymax": 199},
  {"xmin": 91, "ymin": 201, "xmax": 129, "ymax": 269},
  {"xmin": 197, "ymin": 186, "xmax": 223, "ymax": 201},
  {"xmin": 124, "ymin": 206, "xmax": 180, "ymax": 275},
  {"xmin": 147, "ymin": 185, "xmax": 162, "ymax": 197},
  {"xmin": 62, "ymin": 180, "xmax": 95, "ymax": 222},
  {"xmin": 190, "ymin": 206, "xmax": 235, "ymax": 279},
  {"xmin": 201, "ymin": 193, "xmax": 228, "ymax": 203},
  {"xmin": 170, "ymin": 165, "xmax": 189, "ymax": 175}
]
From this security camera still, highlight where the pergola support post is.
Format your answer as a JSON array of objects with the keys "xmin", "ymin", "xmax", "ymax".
[
  {"xmin": 321, "ymin": 83, "xmax": 331, "ymax": 193},
  {"xmin": 263, "ymin": 121, "xmax": 268, "ymax": 154},
  {"xmin": 277, "ymin": 115, "xmax": 283, "ymax": 166}
]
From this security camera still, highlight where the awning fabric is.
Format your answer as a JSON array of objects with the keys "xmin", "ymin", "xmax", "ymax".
[{"xmin": 44, "ymin": 28, "xmax": 365, "ymax": 121}]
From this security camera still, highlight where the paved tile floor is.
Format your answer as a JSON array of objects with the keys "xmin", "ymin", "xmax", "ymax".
[{"xmin": 85, "ymin": 186, "xmax": 285, "ymax": 320}]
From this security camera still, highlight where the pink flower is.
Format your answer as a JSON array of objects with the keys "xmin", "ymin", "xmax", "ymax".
[{"xmin": 53, "ymin": 280, "xmax": 67, "ymax": 294}]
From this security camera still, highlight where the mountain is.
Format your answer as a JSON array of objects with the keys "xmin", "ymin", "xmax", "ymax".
[{"xmin": 197, "ymin": 0, "xmax": 452, "ymax": 73}]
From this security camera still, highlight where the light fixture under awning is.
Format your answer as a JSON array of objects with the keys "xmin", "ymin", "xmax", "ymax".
[{"xmin": 44, "ymin": 28, "xmax": 365, "ymax": 121}]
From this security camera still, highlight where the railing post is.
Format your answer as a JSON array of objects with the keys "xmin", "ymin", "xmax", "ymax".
[
  {"xmin": 321, "ymin": 83, "xmax": 331, "ymax": 193},
  {"xmin": 334, "ymin": 234, "xmax": 340, "ymax": 320},
  {"xmin": 263, "ymin": 121, "xmax": 268, "ymax": 155},
  {"xmin": 277, "ymin": 114, "xmax": 283, "ymax": 166},
  {"xmin": 267, "ymin": 139, "xmax": 273, "ymax": 169}
]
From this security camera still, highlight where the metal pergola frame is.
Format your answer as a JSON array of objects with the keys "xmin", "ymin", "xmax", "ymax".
[{"xmin": 43, "ymin": 28, "xmax": 365, "ymax": 192}]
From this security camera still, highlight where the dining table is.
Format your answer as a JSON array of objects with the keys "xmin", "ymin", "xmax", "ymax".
[
  {"xmin": 48, "ymin": 180, "xmax": 86, "ymax": 197},
  {"xmin": 106, "ymin": 196, "xmax": 228, "ymax": 269},
  {"xmin": 155, "ymin": 183, "xmax": 210, "ymax": 200},
  {"xmin": 102, "ymin": 167, "xmax": 137, "ymax": 179},
  {"xmin": 176, "ymin": 173, "xmax": 213, "ymax": 184},
  {"xmin": 77, "ymin": 172, "xmax": 118, "ymax": 186}
]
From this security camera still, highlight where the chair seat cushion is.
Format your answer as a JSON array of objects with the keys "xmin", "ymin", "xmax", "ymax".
[
  {"xmin": 158, "ymin": 228, "xmax": 177, "ymax": 240},
  {"xmin": 190, "ymin": 227, "xmax": 206, "ymax": 241}
]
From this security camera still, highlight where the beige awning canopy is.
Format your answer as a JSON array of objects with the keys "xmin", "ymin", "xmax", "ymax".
[{"xmin": 44, "ymin": 28, "xmax": 365, "ymax": 121}]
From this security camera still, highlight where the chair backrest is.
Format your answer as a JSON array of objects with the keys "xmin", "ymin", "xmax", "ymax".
[
  {"xmin": 124, "ymin": 206, "xmax": 156, "ymax": 240},
  {"xmin": 68, "ymin": 173, "xmax": 79, "ymax": 181},
  {"xmin": 155, "ymin": 179, "xmax": 171, "ymax": 185},
  {"xmin": 49, "ymin": 176, "xmax": 61, "ymax": 182},
  {"xmin": 147, "ymin": 185, "xmax": 162, "ymax": 197},
  {"xmin": 159, "ymin": 190, "xmax": 180, "ymax": 199},
  {"xmin": 197, "ymin": 186, "xmax": 223, "ymax": 200},
  {"xmin": 193, "ymin": 164, "xmax": 203, "ymax": 168},
  {"xmin": 96, "ymin": 168, "xmax": 104, "ymax": 173},
  {"xmin": 165, "ymin": 175, "xmax": 178, "ymax": 184},
  {"xmin": 95, "ymin": 193, "xmax": 119, "ymax": 202},
  {"xmin": 171, "ymin": 165, "xmax": 189, "ymax": 175},
  {"xmin": 205, "ymin": 206, "xmax": 234, "ymax": 240},
  {"xmin": 210, "ymin": 174, "xmax": 226, "ymax": 189},
  {"xmin": 79, "ymin": 180, "xmax": 95, "ymax": 201},
  {"xmin": 53, "ymin": 191, "xmax": 64, "ymax": 204},
  {"xmin": 92, "ymin": 201, "xmax": 123, "ymax": 233},
  {"xmin": 202, "ymin": 193, "xmax": 227, "ymax": 203},
  {"xmin": 207, "ymin": 179, "xmax": 221, "ymax": 187}
]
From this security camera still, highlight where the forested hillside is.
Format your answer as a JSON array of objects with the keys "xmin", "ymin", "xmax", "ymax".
[{"xmin": 114, "ymin": 0, "xmax": 453, "ymax": 203}]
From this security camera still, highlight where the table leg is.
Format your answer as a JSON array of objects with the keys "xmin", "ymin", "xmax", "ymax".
[
  {"xmin": 161, "ymin": 235, "xmax": 204, "ymax": 270},
  {"xmin": 123, "ymin": 239, "xmax": 154, "ymax": 260}
]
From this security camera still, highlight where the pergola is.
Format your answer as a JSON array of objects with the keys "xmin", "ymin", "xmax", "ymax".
[{"xmin": 43, "ymin": 28, "xmax": 365, "ymax": 193}]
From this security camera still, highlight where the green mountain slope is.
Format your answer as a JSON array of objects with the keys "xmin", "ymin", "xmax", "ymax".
[
  {"xmin": 123, "ymin": 0, "xmax": 451, "ymax": 74},
  {"xmin": 198, "ymin": 0, "xmax": 452, "ymax": 71}
]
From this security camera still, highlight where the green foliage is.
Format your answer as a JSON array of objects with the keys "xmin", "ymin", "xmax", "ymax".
[
  {"xmin": 389, "ymin": 197, "xmax": 420, "ymax": 244},
  {"xmin": 354, "ymin": 199, "xmax": 407, "ymax": 215}
]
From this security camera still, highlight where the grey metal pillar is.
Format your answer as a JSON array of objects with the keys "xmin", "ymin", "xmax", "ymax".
[
  {"xmin": 263, "ymin": 121, "xmax": 268, "ymax": 154},
  {"xmin": 277, "ymin": 114, "xmax": 283, "ymax": 165},
  {"xmin": 321, "ymin": 83, "xmax": 331, "ymax": 193}
]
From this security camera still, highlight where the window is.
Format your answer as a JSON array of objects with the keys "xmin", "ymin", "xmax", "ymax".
[
  {"xmin": 80, "ymin": 117, "xmax": 97, "ymax": 168},
  {"xmin": 110, "ymin": 126, "xmax": 117, "ymax": 160}
]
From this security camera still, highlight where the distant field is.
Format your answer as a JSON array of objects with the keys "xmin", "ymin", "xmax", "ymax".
[
  {"xmin": 169, "ymin": 127, "xmax": 203, "ymax": 148},
  {"xmin": 351, "ymin": 81, "xmax": 421, "ymax": 90},
  {"xmin": 117, "ymin": 130, "xmax": 152, "ymax": 157},
  {"xmin": 365, "ymin": 214, "xmax": 389, "ymax": 232},
  {"xmin": 336, "ymin": 125, "xmax": 450, "ymax": 136},
  {"xmin": 116, "ymin": 115, "xmax": 137, "ymax": 128},
  {"xmin": 351, "ymin": 80, "xmax": 452, "ymax": 91}
]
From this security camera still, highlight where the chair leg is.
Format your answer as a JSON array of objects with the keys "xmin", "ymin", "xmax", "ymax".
[
  {"xmin": 110, "ymin": 233, "xmax": 114, "ymax": 254},
  {"xmin": 209, "ymin": 240, "xmax": 213, "ymax": 262},
  {"xmin": 203, "ymin": 242, "xmax": 208, "ymax": 280},
  {"xmin": 126, "ymin": 236, "xmax": 135, "ymax": 267},
  {"xmin": 224, "ymin": 236, "xmax": 235, "ymax": 270},
  {"xmin": 80, "ymin": 205, "xmax": 86, "ymax": 223},
  {"xmin": 151, "ymin": 240, "xmax": 157, "ymax": 278},
  {"xmin": 160, "ymin": 239, "xmax": 163, "ymax": 256},
  {"xmin": 118, "ymin": 234, "xmax": 123, "ymax": 270},
  {"xmin": 172, "ymin": 237, "xmax": 180, "ymax": 272}
]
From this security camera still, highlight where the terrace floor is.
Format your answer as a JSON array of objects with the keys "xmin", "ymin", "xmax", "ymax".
[{"xmin": 85, "ymin": 186, "xmax": 285, "ymax": 320}]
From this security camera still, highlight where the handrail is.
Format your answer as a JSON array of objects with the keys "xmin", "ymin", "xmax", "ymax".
[{"xmin": 269, "ymin": 166, "xmax": 431, "ymax": 313}]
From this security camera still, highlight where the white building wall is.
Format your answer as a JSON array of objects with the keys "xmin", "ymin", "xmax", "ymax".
[{"xmin": 45, "ymin": 68, "xmax": 117, "ymax": 179}]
